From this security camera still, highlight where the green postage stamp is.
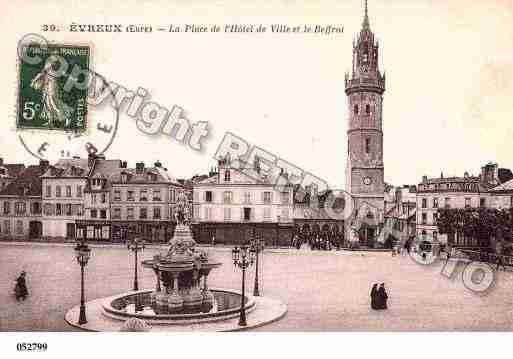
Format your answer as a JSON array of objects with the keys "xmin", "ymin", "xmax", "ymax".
[{"xmin": 17, "ymin": 44, "xmax": 90, "ymax": 131}]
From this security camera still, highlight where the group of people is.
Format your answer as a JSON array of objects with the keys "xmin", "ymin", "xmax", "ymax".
[
  {"xmin": 14, "ymin": 271, "xmax": 29, "ymax": 301},
  {"xmin": 370, "ymin": 283, "xmax": 388, "ymax": 310},
  {"xmin": 291, "ymin": 235, "xmax": 342, "ymax": 251}
]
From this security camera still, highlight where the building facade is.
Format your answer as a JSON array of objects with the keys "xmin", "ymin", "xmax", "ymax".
[
  {"xmin": 41, "ymin": 158, "xmax": 89, "ymax": 239},
  {"xmin": 108, "ymin": 161, "xmax": 185, "ymax": 242},
  {"xmin": 416, "ymin": 162, "xmax": 513, "ymax": 246},
  {"xmin": 384, "ymin": 185, "xmax": 417, "ymax": 247},
  {"xmin": 74, "ymin": 159, "xmax": 187, "ymax": 242},
  {"xmin": 192, "ymin": 159, "xmax": 294, "ymax": 246},
  {"xmin": 0, "ymin": 161, "xmax": 50, "ymax": 239},
  {"xmin": 344, "ymin": 2, "xmax": 386, "ymax": 247}
]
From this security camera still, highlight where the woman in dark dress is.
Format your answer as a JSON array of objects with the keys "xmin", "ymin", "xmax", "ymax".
[
  {"xmin": 370, "ymin": 283, "xmax": 378, "ymax": 309},
  {"xmin": 15, "ymin": 271, "xmax": 28, "ymax": 301},
  {"xmin": 377, "ymin": 283, "xmax": 388, "ymax": 309}
]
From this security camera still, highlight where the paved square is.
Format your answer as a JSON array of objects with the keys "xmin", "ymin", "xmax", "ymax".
[{"xmin": 1, "ymin": 243, "xmax": 512, "ymax": 331}]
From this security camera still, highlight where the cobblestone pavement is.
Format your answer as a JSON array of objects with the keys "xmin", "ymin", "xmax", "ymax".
[{"xmin": 1, "ymin": 242, "xmax": 513, "ymax": 331}]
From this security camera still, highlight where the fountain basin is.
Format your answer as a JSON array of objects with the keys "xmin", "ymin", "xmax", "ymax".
[{"xmin": 102, "ymin": 289, "xmax": 256, "ymax": 324}]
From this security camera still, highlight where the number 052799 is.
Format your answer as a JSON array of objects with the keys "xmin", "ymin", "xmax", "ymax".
[{"xmin": 16, "ymin": 342, "xmax": 48, "ymax": 351}]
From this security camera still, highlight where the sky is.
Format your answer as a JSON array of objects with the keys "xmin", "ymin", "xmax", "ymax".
[{"xmin": 0, "ymin": 0, "xmax": 512, "ymax": 188}]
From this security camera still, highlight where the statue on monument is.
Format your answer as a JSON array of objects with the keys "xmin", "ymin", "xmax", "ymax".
[{"xmin": 174, "ymin": 191, "xmax": 191, "ymax": 225}]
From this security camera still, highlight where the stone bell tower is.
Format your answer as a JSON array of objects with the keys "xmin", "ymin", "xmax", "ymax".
[{"xmin": 345, "ymin": 0, "xmax": 386, "ymax": 247}]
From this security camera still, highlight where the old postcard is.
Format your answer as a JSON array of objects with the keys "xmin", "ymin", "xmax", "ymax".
[{"xmin": 1, "ymin": 0, "xmax": 512, "ymax": 358}]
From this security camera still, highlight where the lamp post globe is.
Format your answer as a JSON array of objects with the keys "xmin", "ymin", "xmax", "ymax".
[
  {"xmin": 251, "ymin": 237, "xmax": 264, "ymax": 296},
  {"xmin": 232, "ymin": 242, "xmax": 254, "ymax": 327},
  {"xmin": 74, "ymin": 239, "xmax": 91, "ymax": 325},
  {"xmin": 127, "ymin": 237, "xmax": 145, "ymax": 291}
]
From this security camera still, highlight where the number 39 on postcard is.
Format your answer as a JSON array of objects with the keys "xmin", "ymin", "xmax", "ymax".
[{"xmin": 17, "ymin": 44, "xmax": 90, "ymax": 131}]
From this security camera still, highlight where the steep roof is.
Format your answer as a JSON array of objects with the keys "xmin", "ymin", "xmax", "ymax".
[
  {"xmin": 41, "ymin": 158, "xmax": 90, "ymax": 178},
  {"xmin": 0, "ymin": 164, "xmax": 52, "ymax": 197},
  {"xmin": 498, "ymin": 168, "xmax": 513, "ymax": 184},
  {"xmin": 109, "ymin": 166, "xmax": 182, "ymax": 186},
  {"xmin": 0, "ymin": 163, "xmax": 26, "ymax": 178},
  {"xmin": 489, "ymin": 178, "xmax": 513, "ymax": 193}
]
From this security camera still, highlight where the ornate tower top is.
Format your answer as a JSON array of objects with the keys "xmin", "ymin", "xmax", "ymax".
[
  {"xmin": 345, "ymin": 0, "xmax": 385, "ymax": 95},
  {"xmin": 362, "ymin": 0, "xmax": 370, "ymax": 30}
]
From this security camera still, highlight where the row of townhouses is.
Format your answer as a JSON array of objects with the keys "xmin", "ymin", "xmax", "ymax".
[
  {"xmin": 3, "ymin": 154, "xmax": 513, "ymax": 248},
  {"xmin": 0, "ymin": 155, "xmax": 343, "ymax": 246},
  {"xmin": 0, "ymin": 155, "xmax": 188, "ymax": 242}
]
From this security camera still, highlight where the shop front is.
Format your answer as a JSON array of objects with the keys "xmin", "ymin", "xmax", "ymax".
[
  {"xmin": 75, "ymin": 220, "xmax": 111, "ymax": 241},
  {"xmin": 110, "ymin": 221, "xmax": 175, "ymax": 243}
]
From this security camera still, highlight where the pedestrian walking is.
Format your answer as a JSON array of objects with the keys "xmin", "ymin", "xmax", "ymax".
[
  {"xmin": 370, "ymin": 283, "xmax": 378, "ymax": 310},
  {"xmin": 377, "ymin": 283, "xmax": 388, "ymax": 310},
  {"xmin": 14, "ymin": 271, "xmax": 28, "ymax": 301}
]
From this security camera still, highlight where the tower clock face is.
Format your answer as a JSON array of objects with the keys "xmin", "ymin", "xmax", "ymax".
[{"xmin": 363, "ymin": 176, "xmax": 372, "ymax": 185}]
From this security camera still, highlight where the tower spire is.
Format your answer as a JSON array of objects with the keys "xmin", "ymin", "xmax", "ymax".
[{"xmin": 362, "ymin": 0, "xmax": 370, "ymax": 30}]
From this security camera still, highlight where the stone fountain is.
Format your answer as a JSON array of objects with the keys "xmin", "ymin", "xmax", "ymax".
[
  {"xmin": 141, "ymin": 223, "xmax": 221, "ymax": 314},
  {"xmin": 65, "ymin": 192, "xmax": 287, "ymax": 330}
]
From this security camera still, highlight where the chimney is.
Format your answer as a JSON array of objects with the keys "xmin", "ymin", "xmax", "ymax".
[
  {"xmin": 254, "ymin": 155, "xmax": 261, "ymax": 174},
  {"xmin": 395, "ymin": 187, "xmax": 402, "ymax": 203},
  {"xmin": 136, "ymin": 162, "xmax": 145, "ymax": 174},
  {"xmin": 121, "ymin": 161, "xmax": 127, "ymax": 168},
  {"xmin": 481, "ymin": 162, "xmax": 499, "ymax": 186},
  {"xmin": 422, "ymin": 175, "xmax": 428, "ymax": 183}
]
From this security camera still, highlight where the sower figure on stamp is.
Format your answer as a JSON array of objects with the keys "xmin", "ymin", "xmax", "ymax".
[
  {"xmin": 30, "ymin": 55, "xmax": 74, "ymax": 128},
  {"xmin": 14, "ymin": 271, "xmax": 28, "ymax": 301}
]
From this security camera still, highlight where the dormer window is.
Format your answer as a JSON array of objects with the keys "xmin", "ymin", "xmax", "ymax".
[{"xmin": 224, "ymin": 170, "xmax": 231, "ymax": 182}]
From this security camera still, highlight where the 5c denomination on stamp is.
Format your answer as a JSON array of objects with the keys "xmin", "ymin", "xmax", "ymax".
[{"xmin": 17, "ymin": 43, "xmax": 90, "ymax": 131}]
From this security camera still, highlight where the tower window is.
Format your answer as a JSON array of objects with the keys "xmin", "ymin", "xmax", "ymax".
[
  {"xmin": 365, "ymin": 138, "xmax": 371, "ymax": 154},
  {"xmin": 354, "ymin": 105, "xmax": 359, "ymax": 115},
  {"xmin": 366, "ymin": 104, "xmax": 371, "ymax": 114}
]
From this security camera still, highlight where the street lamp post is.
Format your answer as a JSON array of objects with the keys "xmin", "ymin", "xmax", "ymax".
[
  {"xmin": 232, "ymin": 243, "xmax": 255, "ymax": 326},
  {"xmin": 276, "ymin": 215, "xmax": 281, "ymax": 247},
  {"xmin": 127, "ymin": 238, "xmax": 145, "ymax": 291},
  {"xmin": 251, "ymin": 237, "xmax": 265, "ymax": 296},
  {"xmin": 74, "ymin": 239, "xmax": 91, "ymax": 325}
]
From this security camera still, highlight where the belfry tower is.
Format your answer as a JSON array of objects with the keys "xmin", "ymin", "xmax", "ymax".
[{"xmin": 345, "ymin": 0, "xmax": 386, "ymax": 247}]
